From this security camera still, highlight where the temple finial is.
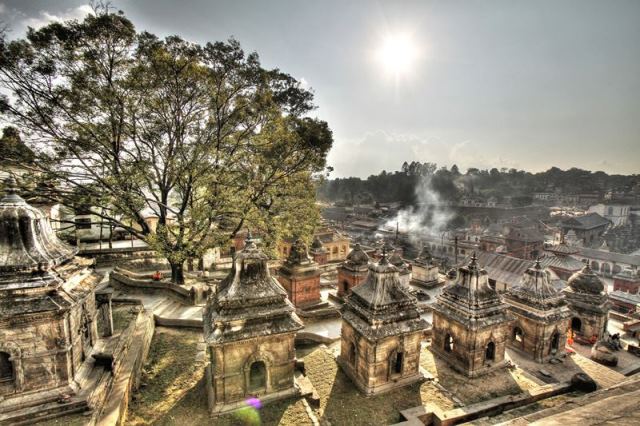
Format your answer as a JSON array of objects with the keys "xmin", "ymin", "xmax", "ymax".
[{"xmin": 4, "ymin": 176, "xmax": 18, "ymax": 195}]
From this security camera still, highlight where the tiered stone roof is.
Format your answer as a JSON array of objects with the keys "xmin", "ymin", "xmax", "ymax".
[
  {"xmin": 562, "ymin": 263, "xmax": 609, "ymax": 315},
  {"xmin": 341, "ymin": 253, "xmax": 428, "ymax": 340},
  {"xmin": 279, "ymin": 238, "xmax": 319, "ymax": 279},
  {"xmin": 432, "ymin": 253, "xmax": 512, "ymax": 328},
  {"xmin": 342, "ymin": 243, "xmax": 369, "ymax": 270},
  {"xmin": 310, "ymin": 236, "xmax": 326, "ymax": 253},
  {"xmin": 204, "ymin": 235, "xmax": 303, "ymax": 344},
  {"xmin": 567, "ymin": 264, "xmax": 605, "ymax": 295},
  {"xmin": 414, "ymin": 246, "xmax": 434, "ymax": 266},
  {"xmin": 504, "ymin": 260, "xmax": 571, "ymax": 320}
]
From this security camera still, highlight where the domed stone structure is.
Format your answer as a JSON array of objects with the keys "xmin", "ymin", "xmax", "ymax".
[
  {"xmin": 503, "ymin": 260, "xmax": 572, "ymax": 362},
  {"xmin": 338, "ymin": 252, "xmax": 429, "ymax": 395},
  {"xmin": 411, "ymin": 245, "xmax": 440, "ymax": 288},
  {"xmin": 337, "ymin": 243, "xmax": 369, "ymax": 298},
  {"xmin": 204, "ymin": 234, "xmax": 303, "ymax": 416},
  {"xmin": 0, "ymin": 178, "xmax": 108, "ymax": 409},
  {"xmin": 563, "ymin": 263, "xmax": 610, "ymax": 342},
  {"xmin": 430, "ymin": 253, "xmax": 514, "ymax": 377},
  {"xmin": 277, "ymin": 238, "xmax": 321, "ymax": 307}
]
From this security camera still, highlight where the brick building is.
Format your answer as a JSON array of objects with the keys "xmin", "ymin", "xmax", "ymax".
[{"xmin": 277, "ymin": 239, "xmax": 321, "ymax": 308}]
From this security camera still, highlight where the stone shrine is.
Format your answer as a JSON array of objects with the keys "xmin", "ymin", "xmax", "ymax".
[
  {"xmin": 563, "ymin": 263, "xmax": 610, "ymax": 343},
  {"xmin": 0, "ymin": 178, "xmax": 106, "ymax": 408},
  {"xmin": 503, "ymin": 260, "xmax": 572, "ymax": 362},
  {"xmin": 204, "ymin": 235, "xmax": 303, "ymax": 416},
  {"xmin": 389, "ymin": 249, "xmax": 412, "ymax": 287},
  {"xmin": 338, "ymin": 251, "xmax": 429, "ymax": 395},
  {"xmin": 411, "ymin": 245, "xmax": 440, "ymax": 288},
  {"xmin": 337, "ymin": 243, "xmax": 369, "ymax": 298},
  {"xmin": 431, "ymin": 253, "xmax": 514, "ymax": 377},
  {"xmin": 277, "ymin": 238, "xmax": 321, "ymax": 308}
]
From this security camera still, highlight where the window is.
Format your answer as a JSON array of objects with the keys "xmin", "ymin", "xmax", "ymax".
[
  {"xmin": 0, "ymin": 352, "xmax": 13, "ymax": 381},
  {"xmin": 513, "ymin": 327, "xmax": 524, "ymax": 343},
  {"xmin": 444, "ymin": 334, "xmax": 454, "ymax": 352},
  {"xmin": 75, "ymin": 217, "xmax": 92, "ymax": 230},
  {"xmin": 485, "ymin": 342, "xmax": 495, "ymax": 361},
  {"xmin": 394, "ymin": 352, "xmax": 404, "ymax": 374},
  {"xmin": 348, "ymin": 342, "xmax": 357, "ymax": 365},
  {"xmin": 249, "ymin": 361, "xmax": 267, "ymax": 391}
]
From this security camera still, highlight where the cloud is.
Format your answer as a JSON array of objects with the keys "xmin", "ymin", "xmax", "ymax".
[
  {"xmin": 326, "ymin": 130, "xmax": 521, "ymax": 178},
  {"xmin": 22, "ymin": 5, "xmax": 93, "ymax": 30}
]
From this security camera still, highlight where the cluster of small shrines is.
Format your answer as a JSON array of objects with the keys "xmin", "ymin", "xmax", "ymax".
[
  {"xmin": 0, "ymin": 181, "xmax": 611, "ymax": 419},
  {"xmin": 204, "ymin": 231, "xmax": 610, "ymax": 414}
]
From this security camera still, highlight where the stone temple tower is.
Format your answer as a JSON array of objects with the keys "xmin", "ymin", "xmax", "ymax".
[
  {"xmin": 337, "ymin": 243, "xmax": 369, "ymax": 298},
  {"xmin": 431, "ymin": 253, "xmax": 514, "ymax": 377},
  {"xmin": 204, "ymin": 235, "xmax": 303, "ymax": 416},
  {"xmin": 338, "ymin": 251, "xmax": 429, "ymax": 395},
  {"xmin": 563, "ymin": 263, "xmax": 610, "ymax": 343},
  {"xmin": 503, "ymin": 260, "xmax": 572, "ymax": 362},
  {"xmin": 0, "ymin": 178, "xmax": 104, "ymax": 408}
]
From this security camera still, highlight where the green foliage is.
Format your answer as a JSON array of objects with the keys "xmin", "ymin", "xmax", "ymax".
[{"xmin": 0, "ymin": 6, "xmax": 332, "ymax": 282}]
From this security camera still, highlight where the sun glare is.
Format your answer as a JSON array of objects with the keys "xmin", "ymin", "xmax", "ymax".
[{"xmin": 376, "ymin": 33, "xmax": 419, "ymax": 77}]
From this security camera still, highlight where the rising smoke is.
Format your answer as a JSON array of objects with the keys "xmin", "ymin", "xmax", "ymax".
[{"xmin": 384, "ymin": 175, "xmax": 455, "ymax": 241}]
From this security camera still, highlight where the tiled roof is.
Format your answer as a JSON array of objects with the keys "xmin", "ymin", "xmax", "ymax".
[{"xmin": 561, "ymin": 213, "xmax": 611, "ymax": 230}]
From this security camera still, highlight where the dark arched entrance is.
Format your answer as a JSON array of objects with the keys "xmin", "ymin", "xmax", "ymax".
[
  {"xmin": 571, "ymin": 317, "xmax": 582, "ymax": 333},
  {"xmin": 485, "ymin": 342, "xmax": 495, "ymax": 361},
  {"xmin": 0, "ymin": 352, "xmax": 13, "ymax": 381},
  {"xmin": 444, "ymin": 334, "xmax": 454, "ymax": 352},
  {"xmin": 249, "ymin": 361, "xmax": 267, "ymax": 392},
  {"xmin": 550, "ymin": 332, "xmax": 560, "ymax": 355}
]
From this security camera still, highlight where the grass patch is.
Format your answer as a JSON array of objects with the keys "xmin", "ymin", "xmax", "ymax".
[{"xmin": 126, "ymin": 327, "xmax": 314, "ymax": 425}]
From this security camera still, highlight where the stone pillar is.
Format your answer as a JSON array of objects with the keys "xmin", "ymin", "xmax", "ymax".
[{"xmin": 95, "ymin": 289, "xmax": 114, "ymax": 337}]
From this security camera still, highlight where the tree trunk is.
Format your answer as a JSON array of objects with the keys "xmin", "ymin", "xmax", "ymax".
[{"xmin": 170, "ymin": 261, "xmax": 185, "ymax": 285}]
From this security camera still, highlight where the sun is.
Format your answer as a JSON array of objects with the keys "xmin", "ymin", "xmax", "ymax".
[{"xmin": 376, "ymin": 33, "xmax": 419, "ymax": 77}]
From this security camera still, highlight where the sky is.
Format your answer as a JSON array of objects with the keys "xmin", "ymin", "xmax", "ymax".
[{"xmin": 1, "ymin": 0, "xmax": 639, "ymax": 178}]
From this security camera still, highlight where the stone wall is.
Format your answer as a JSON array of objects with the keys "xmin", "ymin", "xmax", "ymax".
[
  {"xmin": 508, "ymin": 311, "xmax": 569, "ymax": 362},
  {"xmin": 278, "ymin": 275, "xmax": 320, "ymax": 307}
]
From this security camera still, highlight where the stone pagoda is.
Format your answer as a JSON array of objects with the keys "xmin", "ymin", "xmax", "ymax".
[
  {"xmin": 337, "ymin": 243, "xmax": 369, "ymax": 298},
  {"xmin": 563, "ymin": 263, "xmax": 610, "ymax": 342},
  {"xmin": 277, "ymin": 238, "xmax": 321, "ymax": 308},
  {"xmin": 338, "ymin": 251, "xmax": 429, "ymax": 395},
  {"xmin": 431, "ymin": 253, "xmax": 514, "ymax": 377},
  {"xmin": 204, "ymin": 235, "xmax": 303, "ymax": 416},
  {"xmin": 411, "ymin": 245, "xmax": 440, "ymax": 288},
  {"xmin": 309, "ymin": 236, "xmax": 328, "ymax": 265},
  {"xmin": 503, "ymin": 260, "xmax": 572, "ymax": 362},
  {"xmin": 0, "ymin": 178, "xmax": 106, "ymax": 409}
]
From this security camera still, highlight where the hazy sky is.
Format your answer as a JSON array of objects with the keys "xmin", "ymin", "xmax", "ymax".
[{"xmin": 2, "ymin": 1, "xmax": 639, "ymax": 177}]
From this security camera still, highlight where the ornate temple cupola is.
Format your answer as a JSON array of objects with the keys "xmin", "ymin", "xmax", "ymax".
[
  {"xmin": 277, "ymin": 238, "xmax": 321, "ymax": 308},
  {"xmin": 0, "ymin": 177, "xmax": 105, "ymax": 408},
  {"xmin": 0, "ymin": 177, "xmax": 78, "ymax": 292},
  {"xmin": 337, "ymin": 243, "xmax": 369, "ymax": 298},
  {"xmin": 563, "ymin": 263, "xmax": 610, "ymax": 342},
  {"xmin": 204, "ymin": 234, "xmax": 303, "ymax": 416},
  {"xmin": 411, "ymin": 245, "xmax": 440, "ymax": 288},
  {"xmin": 309, "ymin": 236, "xmax": 328, "ymax": 265},
  {"xmin": 430, "ymin": 253, "xmax": 514, "ymax": 377},
  {"xmin": 541, "ymin": 234, "xmax": 584, "ymax": 280},
  {"xmin": 504, "ymin": 260, "xmax": 572, "ymax": 362},
  {"xmin": 338, "ymin": 250, "xmax": 429, "ymax": 395}
]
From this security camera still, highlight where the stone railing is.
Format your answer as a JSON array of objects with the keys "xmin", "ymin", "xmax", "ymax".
[{"xmin": 110, "ymin": 268, "xmax": 196, "ymax": 306}]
